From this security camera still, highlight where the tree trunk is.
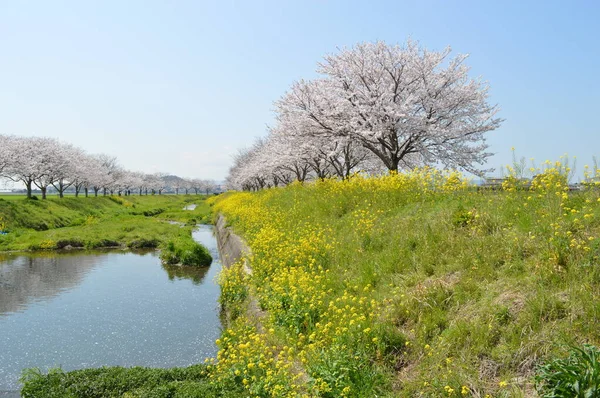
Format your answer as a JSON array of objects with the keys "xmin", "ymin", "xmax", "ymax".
[
  {"xmin": 41, "ymin": 187, "xmax": 47, "ymax": 200},
  {"xmin": 85, "ymin": 188, "xmax": 89, "ymax": 197},
  {"xmin": 26, "ymin": 180, "xmax": 32, "ymax": 199}
]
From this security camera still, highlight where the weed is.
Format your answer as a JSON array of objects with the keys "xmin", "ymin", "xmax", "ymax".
[{"xmin": 535, "ymin": 344, "xmax": 600, "ymax": 397}]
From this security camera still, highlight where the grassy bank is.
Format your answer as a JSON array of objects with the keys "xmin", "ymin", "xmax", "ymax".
[
  {"xmin": 0, "ymin": 195, "xmax": 211, "ymax": 252},
  {"xmin": 20, "ymin": 365, "xmax": 243, "ymax": 398},
  {"xmin": 209, "ymin": 167, "xmax": 600, "ymax": 397}
]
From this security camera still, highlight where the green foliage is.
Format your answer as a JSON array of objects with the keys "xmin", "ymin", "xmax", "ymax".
[
  {"xmin": 160, "ymin": 235, "xmax": 212, "ymax": 266},
  {"xmin": 19, "ymin": 365, "xmax": 243, "ymax": 398},
  {"xmin": 217, "ymin": 261, "xmax": 249, "ymax": 322},
  {"xmin": 536, "ymin": 344, "xmax": 600, "ymax": 398},
  {"xmin": 451, "ymin": 205, "xmax": 475, "ymax": 228}
]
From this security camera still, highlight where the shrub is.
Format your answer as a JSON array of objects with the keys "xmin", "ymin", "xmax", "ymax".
[
  {"xmin": 160, "ymin": 237, "xmax": 212, "ymax": 267},
  {"xmin": 535, "ymin": 344, "xmax": 600, "ymax": 397}
]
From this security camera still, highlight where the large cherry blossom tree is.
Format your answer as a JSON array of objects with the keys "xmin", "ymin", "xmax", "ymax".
[{"xmin": 276, "ymin": 40, "xmax": 501, "ymax": 174}]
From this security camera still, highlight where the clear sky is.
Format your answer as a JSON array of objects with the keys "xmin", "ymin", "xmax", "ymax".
[{"xmin": 1, "ymin": 0, "xmax": 599, "ymax": 181}]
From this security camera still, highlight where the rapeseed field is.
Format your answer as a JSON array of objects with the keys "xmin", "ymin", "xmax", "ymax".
[{"xmin": 209, "ymin": 163, "xmax": 600, "ymax": 397}]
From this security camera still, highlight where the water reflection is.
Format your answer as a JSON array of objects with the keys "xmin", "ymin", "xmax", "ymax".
[
  {"xmin": 0, "ymin": 226, "xmax": 222, "ymax": 393},
  {"xmin": 162, "ymin": 263, "xmax": 210, "ymax": 285},
  {"xmin": 0, "ymin": 252, "xmax": 103, "ymax": 315}
]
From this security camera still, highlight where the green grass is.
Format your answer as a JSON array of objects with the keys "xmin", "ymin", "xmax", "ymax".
[
  {"xmin": 160, "ymin": 232, "xmax": 213, "ymax": 266},
  {"xmin": 0, "ymin": 195, "xmax": 213, "ymax": 251},
  {"xmin": 0, "ymin": 194, "xmax": 28, "ymax": 201},
  {"xmin": 535, "ymin": 344, "xmax": 600, "ymax": 397},
  {"xmin": 20, "ymin": 365, "xmax": 243, "ymax": 398},
  {"xmin": 210, "ymin": 174, "xmax": 600, "ymax": 397}
]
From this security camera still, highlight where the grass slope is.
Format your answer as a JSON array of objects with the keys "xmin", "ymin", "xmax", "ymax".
[
  {"xmin": 0, "ymin": 195, "xmax": 211, "ymax": 251},
  {"xmin": 210, "ymin": 169, "xmax": 600, "ymax": 397}
]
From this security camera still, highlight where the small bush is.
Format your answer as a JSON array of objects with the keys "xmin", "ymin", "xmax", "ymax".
[
  {"xmin": 160, "ymin": 237, "xmax": 212, "ymax": 267},
  {"xmin": 535, "ymin": 344, "xmax": 600, "ymax": 397}
]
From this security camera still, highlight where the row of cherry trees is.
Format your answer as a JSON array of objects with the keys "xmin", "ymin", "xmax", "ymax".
[
  {"xmin": 0, "ymin": 135, "xmax": 217, "ymax": 199},
  {"xmin": 227, "ymin": 40, "xmax": 502, "ymax": 190}
]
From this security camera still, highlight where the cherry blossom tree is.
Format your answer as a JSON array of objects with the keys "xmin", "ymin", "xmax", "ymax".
[
  {"xmin": 1, "ymin": 134, "xmax": 213, "ymax": 197},
  {"xmin": 0, "ymin": 135, "xmax": 15, "ymax": 176},
  {"xmin": 3, "ymin": 136, "xmax": 57, "ymax": 198},
  {"xmin": 49, "ymin": 143, "xmax": 85, "ymax": 198},
  {"xmin": 277, "ymin": 41, "xmax": 501, "ymax": 174}
]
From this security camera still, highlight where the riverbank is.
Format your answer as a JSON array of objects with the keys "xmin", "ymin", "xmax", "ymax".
[
  {"xmin": 0, "ymin": 195, "xmax": 211, "ymax": 252},
  {"xmin": 9, "ymin": 168, "xmax": 600, "ymax": 396},
  {"xmin": 209, "ymin": 170, "xmax": 600, "ymax": 397}
]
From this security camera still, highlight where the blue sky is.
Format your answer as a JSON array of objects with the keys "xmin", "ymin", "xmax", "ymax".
[{"xmin": 1, "ymin": 0, "xmax": 599, "ymax": 181}]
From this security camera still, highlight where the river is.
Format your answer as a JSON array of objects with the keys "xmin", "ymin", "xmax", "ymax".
[{"xmin": 0, "ymin": 225, "xmax": 222, "ymax": 396}]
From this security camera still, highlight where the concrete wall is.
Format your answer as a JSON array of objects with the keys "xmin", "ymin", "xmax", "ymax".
[{"xmin": 214, "ymin": 215, "xmax": 251, "ymax": 269}]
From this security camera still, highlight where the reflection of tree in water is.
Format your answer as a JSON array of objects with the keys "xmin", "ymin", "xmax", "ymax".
[
  {"xmin": 161, "ymin": 264, "xmax": 210, "ymax": 285},
  {"xmin": 0, "ymin": 251, "xmax": 104, "ymax": 315}
]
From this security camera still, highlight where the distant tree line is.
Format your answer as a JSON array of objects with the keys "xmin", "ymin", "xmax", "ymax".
[
  {"xmin": 0, "ymin": 135, "xmax": 218, "ymax": 199},
  {"xmin": 226, "ymin": 40, "xmax": 502, "ymax": 191}
]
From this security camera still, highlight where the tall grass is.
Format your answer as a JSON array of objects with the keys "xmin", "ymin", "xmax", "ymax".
[{"xmin": 210, "ymin": 163, "xmax": 600, "ymax": 396}]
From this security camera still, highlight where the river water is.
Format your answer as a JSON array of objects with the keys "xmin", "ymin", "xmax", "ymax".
[{"xmin": 0, "ymin": 225, "xmax": 222, "ymax": 395}]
